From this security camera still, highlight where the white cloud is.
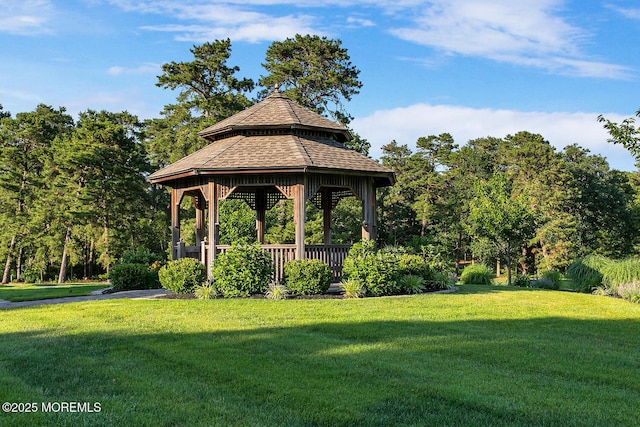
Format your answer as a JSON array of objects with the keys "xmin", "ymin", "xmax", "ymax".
[
  {"xmin": 607, "ymin": 5, "xmax": 640, "ymax": 20},
  {"xmin": 390, "ymin": 0, "xmax": 629, "ymax": 78},
  {"xmin": 347, "ymin": 16, "xmax": 376, "ymax": 27},
  {"xmin": 0, "ymin": 0, "xmax": 53, "ymax": 35},
  {"xmin": 107, "ymin": 63, "xmax": 161, "ymax": 76},
  {"xmin": 352, "ymin": 104, "xmax": 636, "ymax": 171}
]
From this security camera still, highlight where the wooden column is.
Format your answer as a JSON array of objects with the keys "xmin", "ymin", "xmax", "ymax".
[
  {"xmin": 256, "ymin": 188, "xmax": 267, "ymax": 244},
  {"xmin": 207, "ymin": 182, "xmax": 218, "ymax": 279},
  {"xmin": 171, "ymin": 188, "xmax": 181, "ymax": 260},
  {"xmin": 194, "ymin": 194, "xmax": 205, "ymax": 248},
  {"xmin": 361, "ymin": 179, "xmax": 377, "ymax": 242},
  {"xmin": 294, "ymin": 183, "xmax": 306, "ymax": 260},
  {"xmin": 322, "ymin": 187, "xmax": 332, "ymax": 245}
]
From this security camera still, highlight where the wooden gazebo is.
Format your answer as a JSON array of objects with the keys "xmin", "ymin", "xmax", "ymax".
[{"xmin": 148, "ymin": 89, "xmax": 394, "ymax": 282}]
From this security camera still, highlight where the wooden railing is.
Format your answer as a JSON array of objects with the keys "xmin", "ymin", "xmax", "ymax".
[
  {"xmin": 305, "ymin": 244, "xmax": 350, "ymax": 282},
  {"xmin": 182, "ymin": 243, "xmax": 350, "ymax": 284}
]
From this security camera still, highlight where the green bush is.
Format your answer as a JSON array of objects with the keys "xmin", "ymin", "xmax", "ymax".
[
  {"xmin": 431, "ymin": 271, "xmax": 456, "ymax": 290},
  {"xmin": 512, "ymin": 274, "xmax": 530, "ymax": 288},
  {"xmin": 341, "ymin": 277, "xmax": 366, "ymax": 298},
  {"xmin": 120, "ymin": 248, "xmax": 163, "ymax": 266},
  {"xmin": 399, "ymin": 274, "xmax": 425, "ymax": 294},
  {"xmin": 283, "ymin": 259, "xmax": 332, "ymax": 295},
  {"xmin": 265, "ymin": 284, "xmax": 290, "ymax": 300},
  {"xmin": 601, "ymin": 257, "xmax": 640, "ymax": 294},
  {"xmin": 567, "ymin": 255, "xmax": 609, "ymax": 293},
  {"xmin": 109, "ymin": 263, "xmax": 160, "ymax": 291},
  {"xmin": 398, "ymin": 254, "xmax": 432, "ymax": 281},
  {"xmin": 530, "ymin": 277, "xmax": 555, "ymax": 290},
  {"xmin": 158, "ymin": 258, "xmax": 206, "ymax": 294},
  {"xmin": 460, "ymin": 264, "xmax": 493, "ymax": 285},
  {"xmin": 194, "ymin": 283, "xmax": 218, "ymax": 300},
  {"xmin": 343, "ymin": 241, "xmax": 402, "ymax": 297},
  {"xmin": 541, "ymin": 270, "xmax": 561, "ymax": 289},
  {"xmin": 212, "ymin": 243, "xmax": 273, "ymax": 298}
]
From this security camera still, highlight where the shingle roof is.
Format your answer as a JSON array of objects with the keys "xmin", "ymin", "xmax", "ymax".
[
  {"xmin": 148, "ymin": 90, "xmax": 394, "ymax": 185},
  {"xmin": 198, "ymin": 89, "xmax": 348, "ymax": 141}
]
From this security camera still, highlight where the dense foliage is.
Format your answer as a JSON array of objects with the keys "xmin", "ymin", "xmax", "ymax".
[
  {"xmin": 211, "ymin": 244, "xmax": 273, "ymax": 298},
  {"xmin": 158, "ymin": 258, "xmax": 206, "ymax": 294},
  {"xmin": 283, "ymin": 259, "xmax": 332, "ymax": 295},
  {"xmin": 109, "ymin": 263, "xmax": 160, "ymax": 291},
  {"xmin": 460, "ymin": 264, "xmax": 494, "ymax": 285}
]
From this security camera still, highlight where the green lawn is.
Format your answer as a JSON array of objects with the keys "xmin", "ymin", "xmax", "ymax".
[
  {"xmin": 0, "ymin": 282, "xmax": 109, "ymax": 302},
  {"xmin": 1, "ymin": 285, "xmax": 639, "ymax": 426}
]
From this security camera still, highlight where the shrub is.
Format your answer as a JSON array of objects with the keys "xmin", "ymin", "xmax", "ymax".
[
  {"xmin": 109, "ymin": 263, "xmax": 160, "ymax": 291},
  {"xmin": 212, "ymin": 243, "xmax": 273, "ymax": 298},
  {"xmin": 601, "ymin": 257, "xmax": 640, "ymax": 294},
  {"xmin": 398, "ymin": 254, "xmax": 432, "ymax": 281},
  {"xmin": 341, "ymin": 277, "xmax": 366, "ymax": 298},
  {"xmin": 566, "ymin": 255, "xmax": 609, "ymax": 293},
  {"xmin": 343, "ymin": 242, "xmax": 402, "ymax": 297},
  {"xmin": 460, "ymin": 264, "xmax": 493, "ymax": 285},
  {"xmin": 120, "ymin": 248, "xmax": 163, "ymax": 266},
  {"xmin": 512, "ymin": 274, "xmax": 530, "ymax": 288},
  {"xmin": 616, "ymin": 280, "xmax": 640, "ymax": 303},
  {"xmin": 541, "ymin": 270, "xmax": 562, "ymax": 288},
  {"xmin": 193, "ymin": 283, "xmax": 218, "ymax": 299},
  {"xmin": 283, "ymin": 259, "xmax": 332, "ymax": 295},
  {"xmin": 530, "ymin": 277, "xmax": 555, "ymax": 290},
  {"xmin": 431, "ymin": 271, "xmax": 457, "ymax": 290},
  {"xmin": 399, "ymin": 274, "xmax": 425, "ymax": 294},
  {"xmin": 265, "ymin": 284, "xmax": 290, "ymax": 300},
  {"xmin": 158, "ymin": 258, "xmax": 206, "ymax": 294}
]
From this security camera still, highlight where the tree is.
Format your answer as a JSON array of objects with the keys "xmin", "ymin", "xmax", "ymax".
[
  {"xmin": 147, "ymin": 39, "xmax": 254, "ymax": 166},
  {"xmin": 259, "ymin": 34, "xmax": 362, "ymax": 124},
  {"xmin": 467, "ymin": 173, "xmax": 536, "ymax": 285},
  {"xmin": 0, "ymin": 105, "xmax": 73, "ymax": 283},
  {"xmin": 598, "ymin": 110, "xmax": 640, "ymax": 160}
]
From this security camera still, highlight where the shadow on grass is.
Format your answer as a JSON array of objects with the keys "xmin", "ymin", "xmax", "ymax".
[{"xmin": 1, "ymin": 315, "xmax": 639, "ymax": 426}]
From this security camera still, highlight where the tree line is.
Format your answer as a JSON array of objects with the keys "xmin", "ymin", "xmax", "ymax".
[{"xmin": 1, "ymin": 35, "xmax": 638, "ymax": 284}]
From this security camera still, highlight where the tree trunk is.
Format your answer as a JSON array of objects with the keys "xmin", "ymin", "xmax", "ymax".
[
  {"xmin": 58, "ymin": 227, "xmax": 72, "ymax": 284},
  {"xmin": 16, "ymin": 247, "xmax": 23, "ymax": 282},
  {"xmin": 496, "ymin": 257, "xmax": 501, "ymax": 278},
  {"xmin": 2, "ymin": 235, "xmax": 16, "ymax": 284}
]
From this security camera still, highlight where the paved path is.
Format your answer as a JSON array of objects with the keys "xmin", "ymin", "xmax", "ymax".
[{"xmin": 0, "ymin": 288, "xmax": 171, "ymax": 310}]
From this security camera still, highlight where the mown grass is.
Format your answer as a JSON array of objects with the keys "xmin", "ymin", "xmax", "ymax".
[
  {"xmin": 0, "ymin": 283, "xmax": 109, "ymax": 302},
  {"xmin": 1, "ymin": 285, "xmax": 639, "ymax": 426}
]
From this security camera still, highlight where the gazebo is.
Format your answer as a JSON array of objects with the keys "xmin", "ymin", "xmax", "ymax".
[{"xmin": 147, "ymin": 89, "xmax": 394, "ymax": 282}]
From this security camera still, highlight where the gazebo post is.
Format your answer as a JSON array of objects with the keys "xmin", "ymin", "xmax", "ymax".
[
  {"xmin": 322, "ymin": 187, "xmax": 332, "ymax": 245},
  {"xmin": 194, "ymin": 194, "xmax": 205, "ymax": 248},
  {"xmin": 294, "ymin": 183, "xmax": 306, "ymax": 260},
  {"xmin": 207, "ymin": 182, "xmax": 218, "ymax": 279},
  {"xmin": 361, "ymin": 179, "xmax": 377, "ymax": 243},
  {"xmin": 256, "ymin": 187, "xmax": 267, "ymax": 244},
  {"xmin": 171, "ymin": 188, "xmax": 180, "ymax": 260}
]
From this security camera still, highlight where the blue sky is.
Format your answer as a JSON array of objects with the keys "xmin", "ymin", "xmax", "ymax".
[{"xmin": 2, "ymin": 0, "xmax": 640, "ymax": 170}]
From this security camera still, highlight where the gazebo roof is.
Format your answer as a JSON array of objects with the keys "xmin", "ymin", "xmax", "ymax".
[{"xmin": 148, "ymin": 90, "xmax": 394, "ymax": 186}]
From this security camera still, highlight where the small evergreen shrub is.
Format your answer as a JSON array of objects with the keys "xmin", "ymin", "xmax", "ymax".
[
  {"xmin": 158, "ymin": 258, "xmax": 206, "ymax": 294},
  {"xmin": 265, "ymin": 284, "xmax": 290, "ymax": 300},
  {"xmin": 194, "ymin": 283, "xmax": 218, "ymax": 300},
  {"xmin": 399, "ymin": 274, "xmax": 425, "ymax": 294},
  {"xmin": 283, "ymin": 259, "xmax": 332, "ymax": 295},
  {"xmin": 541, "ymin": 270, "xmax": 561, "ymax": 288},
  {"xmin": 109, "ymin": 263, "xmax": 160, "ymax": 291},
  {"xmin": 566, "ymin": 255, "xmax": 609, "ymax": 293},
  {"xmin": 212, "ymin": 243, "xmax": 273, "ymax": 298},
  {"xmin": 341, "ymin": 277, "xmax": 366, "ymax": 298},
  {"xmin": 460, "ymin": 264, "xmax": 493, "ymax": 285},
  {"xmin": 343, "ymin": 242, "xmax": 402, "ymax": 297},
  {"xmin": 512, "ymin": 274, "xmax": 530, "ymax": 288}
]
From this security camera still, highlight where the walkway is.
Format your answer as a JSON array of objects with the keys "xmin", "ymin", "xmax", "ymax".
[{"xmin": 0, "ymin": 288, "xmax": 171, "ymax": 310}]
